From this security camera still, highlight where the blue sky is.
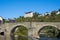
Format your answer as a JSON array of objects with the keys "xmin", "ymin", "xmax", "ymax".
[{"xmin": 0, "ymin": 0, "xmax": 60, "ymax": 19}]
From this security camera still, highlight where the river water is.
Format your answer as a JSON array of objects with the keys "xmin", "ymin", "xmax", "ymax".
[
  {"xmin": 28, "ymin": 36, "xmax": 60, "ymax": 40},
  {"xmin": 29, "ymin": 36, "xmax": 60, "ymax": 40},
  {"xmin": 0, "ymin": 35, "xmax": 60, "ymax": 40},
  {"xmin": 38, "ymin": 37, "xmax": 60, "ymax": 40}
]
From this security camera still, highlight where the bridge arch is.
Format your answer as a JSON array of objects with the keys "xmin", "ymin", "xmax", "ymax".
[
  {"xmin": 10, "ymin": 25, "xmax": 28, "ymax": 33},
  {"xmin": 38, "ymin": 25, "xmax": 58, "ymax": 33},
  {"xmin": 10, "ymin": 25, "xmax": 28, "ymax": 40},
  {"xmin": 38, "ymin": 25, "xmax": 60, "ymax": 38}
]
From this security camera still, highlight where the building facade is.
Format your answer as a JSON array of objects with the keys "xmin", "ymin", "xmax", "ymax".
[
  {"xmin": 0, "ymin": 16, "xmax": 3, "ymax": 21},
  {"xmin": 24, "ymin": 11, "xmax": 33, "ymax": 18},
  {"xmin": 0, "ymin": 16, "xmax": 3, "ymax": 23},
  {"xmin": 56, "ymin": 11, "xmax": 60, "ymax": 14}
]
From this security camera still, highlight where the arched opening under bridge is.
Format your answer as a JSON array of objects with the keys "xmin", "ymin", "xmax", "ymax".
[
  {"xmin": 10, "ymin": 25, "xmax": 28, "ymax": 40},
  {"xmin": 38, "ymin": 26, "xmax": 60, "ymax": 40}
]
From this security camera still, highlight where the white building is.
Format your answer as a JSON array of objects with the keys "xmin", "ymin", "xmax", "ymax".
[
  {"xmin": 0, "ymin": 16, "xmax": 3, "ymax": 21},
  {"xmin": 44, "ymin": 12, "xmax": 50, "ymax": 15},
  {"xmin": 38, "ymin": 14, "xmax": 42, "ymax": 17},
  {"xmin": 56, "ymin": 11, "xmax": 60, "ymax": 14},
  {"xmin": 24, "ymin": 11, "xmax": 33, "ymax": 18},
  {"xmin": 0, "ymin": 16, "xmax": 3, "ymax": 23}
]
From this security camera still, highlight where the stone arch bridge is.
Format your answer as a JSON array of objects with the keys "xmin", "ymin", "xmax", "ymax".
[{"xmin": 0, "ymin": 22, "xmax": 60, "ymax": 40}]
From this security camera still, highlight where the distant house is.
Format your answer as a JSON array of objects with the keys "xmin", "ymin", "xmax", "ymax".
[
  {"xmin": 0, "ymin": 16, "xmax": 3, "ymax": 23},
  {"xmin": 38, "ymin": 14, "xmax": 42, "ymax": 17},
  {"xmin": 8, "ymin": 18, "xmax": 16, "ymax": 23},
  {"xmin": 44, "ymin": 12, "xmax": 50, "ymax": 15},
  {"xmin": 24, "ymin": 11, "xmax": 33, "ymax": 18},
  {"xmin": 56, "ymin": 11, "xmax": 60, "ymax": 14}
]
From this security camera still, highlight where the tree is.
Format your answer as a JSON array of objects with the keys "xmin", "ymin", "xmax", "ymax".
[
  {"xmin": 25, "ymin": 17, "xmax": 32, "ymax": 22},
  {"xmin": 16, "ymin": 16, "xmax": 25, "ymax": 22},
  {"xmin": 58, "ymin": 9, "xmax": 60, "ymax": 12},
  {"xmin": 51, "ymin": 11, "xmax": 57, "ymax": 16},
  {"xmin": 50, "ymin": 10, "xmax": 57, "ymax": 20},
  {"xmin": 32, "ymin": 12, "xmax": 39, "ymax": 21},
  {"xmin": 33, "ymin": 12, "xmax": 39, "ymax": 18},
  {"xmin": 3, "ymin": 19, "xmax": 6, "ymax": 23}
]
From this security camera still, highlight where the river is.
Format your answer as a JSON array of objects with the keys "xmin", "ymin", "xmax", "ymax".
[
  {"xmin": 38, "ymin": 37, "xmax": 60, "ymax": 40},
  {"xmin": 0, "ymin": 35, "xmax": 60, "ymax": 40}
]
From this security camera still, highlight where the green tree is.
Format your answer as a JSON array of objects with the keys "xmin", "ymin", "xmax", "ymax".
[
  {"xmin": 32, "ymin": 12, "xmax": 39, "ymax": 21},
  {"xmin": 14, "ymin": 26, "xmax": 28, "ymax": 40},
  {"xmin": 16, "ymin": 16, "xmax": 25, "ymax": 22},
  {"xmin": 51, "ymin": 10, "xmax": 57, "ymax": 16},
  {"xmin": 58, "ymin": 9, "xmax": 60, "ymax": 12},
  {"xmin": 50, "ymin": 10, "xmax": 57, "ymax": 21},
  {"xmin": 25, "ymin": 17, "xmax": 32, "ymax": 22},
  {"xmin": 3, "ymin": 19, "xmax": 6, "ymax": 23},
  {"xmin": 33, "ymin": 12, "xmax": 39, "ymax": 18}
]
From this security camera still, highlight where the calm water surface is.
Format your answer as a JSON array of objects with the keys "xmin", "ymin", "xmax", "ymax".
[
  {"xmin": 38, "ymin": 38, "xmax": 60, "ymax": 40},
  {"xmin": 0, "ymin": 35, "xmax": 60, "ymax": 40}
]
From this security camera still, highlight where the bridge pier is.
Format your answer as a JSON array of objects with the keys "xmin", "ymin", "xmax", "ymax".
[
  {"xmin": 4, "ymin": 29, "xmax": 11, "ymax": 40},
  {"xmin": 32, "ymin": 31, "xmax": 40, "ymax": 39}
]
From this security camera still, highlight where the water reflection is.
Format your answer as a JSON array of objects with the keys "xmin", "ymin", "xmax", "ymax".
[
  {"xmin": 38, "ymin": 26, "xmax": 60, "ymax": 40},
  {"xmin": 39, "ymin": 37, "xmax": 59, "ymax": 40},
  {"xmin": 11, "ymin": 34, "xmax": 28, "ymax": 40}
]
